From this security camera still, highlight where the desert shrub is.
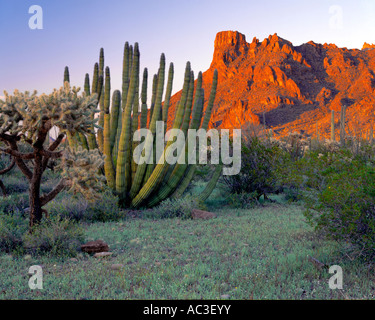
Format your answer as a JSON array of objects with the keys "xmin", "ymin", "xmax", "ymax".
[
  {"xmin": 2, "ymin": 175, "xmax": 28, "ymax": 194},
  {"xmin": 0, "ymin": 193, "xmax": 29, "ymax": 214},
  {"xmin": 45, "ymin": 189, "xmax": 121, "ymax": 222},
  {"xmin": 0, "ymin": 211, "xmax": 28, "ymax": 253},
  {"xmin": 0, "ymin": 152, "xmax": 12, "ymax": 170},
  {"xmin": 283, "ymin": 186, "xmax": 304, "ymax": 203},
  {"xmin": 303, "ymin": 154, "xmax": 375, "ymax": 260},
  {"xmin": 148, "ymin": 197, "xmax": 199, "ymax": 219},
  {"xmin": 22, "ymin": 215, "xmax": 84, "ymax": 256},
  {"xmin": 223, "ymin": 136, "xmax": 284, "ymax": 198},
  {"xmin": 227, "ymin": 191, "xmax": 259, "ymax": 209}
]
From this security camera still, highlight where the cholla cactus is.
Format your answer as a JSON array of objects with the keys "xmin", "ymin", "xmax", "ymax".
[
  {"xmin": 57, "ymin": 146, "xmax": 105, "ymax": 199},
  {"xmin": 0, "ymin": 83, "xmax": 104, "ymax": 230}
]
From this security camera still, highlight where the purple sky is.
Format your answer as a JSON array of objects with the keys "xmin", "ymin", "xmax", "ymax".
[{"xmin": 1, "ymin": 0, "xmax": 375, "ymax": 100}]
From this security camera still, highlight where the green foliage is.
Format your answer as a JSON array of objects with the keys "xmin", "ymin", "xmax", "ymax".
[
  {"xmin": 227, "ymin": 191, "xmax": 259, "ymax": 209},
  {"xmin": 0, "ymin": 211, "xmax": 28, "ymax": 253},
  {"xmin": 148, "ymin": 197, "xmax": 198, "ymax": 219},
  {"xmin": 45, "ymin": 189, "xmax": 121, "ymax": 223},
  {"xmin": 0, "ymin": 193, "xmax": 29, "ymax": 214},
  {"xmin": 223, "ymin": 136, "xmax": 283, "ymax": 198},
  {"xmin": 0, "ymin": 209, "xmax": 84, "ymax": 256},
  {"xmin": 303, "ymin": 153, "xmax": 375, "ymax": 260},
  {"xmin": 23, "ymin": 215, "xmax": 84, "ymax": 256}
]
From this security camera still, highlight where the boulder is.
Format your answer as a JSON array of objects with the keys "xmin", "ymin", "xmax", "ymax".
[
  {"xmin": 191, "ymin": 209, "xmax": 216, "ymax": 220},
  {"xmin": 81, "ymin": 240, "xmax": 109, "ymax": 254}
]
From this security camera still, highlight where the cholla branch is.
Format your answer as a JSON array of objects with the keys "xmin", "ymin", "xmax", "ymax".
[
  {"xmin": 0, "ymin": 156, "xmax": 15, "ymax": 174},
  {"xmin": 56, "ymin": 146, "xmax": 105, "ymax": 201}
]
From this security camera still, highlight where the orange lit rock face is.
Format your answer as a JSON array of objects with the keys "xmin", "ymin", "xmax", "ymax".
[{"xmin": 167, "ymin": 31, "xmax": 375, "ymax": 138}]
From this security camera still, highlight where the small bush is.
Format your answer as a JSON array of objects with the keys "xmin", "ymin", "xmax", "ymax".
[
  {"xmin": 0, "ymin": 211, "xmax": 28, "ymax": 253},
  {"xmin": 227, "ymin": 191, "xmax": 259, "ymax": 209},
  {"xmin": 304, "ymin": 154, "xmax": 375, "ymax": 260},
  {"xmin": 149, "ymin": 197, "xmax": 198, "ymax": 219},
  {"xmin": 45, "ymin": 189, "xmax": 121, "ymax": 222},
  {"xmin": 283, "ymin": 187, "xmax": 303, "ymax": 203},
  {"xmin": 0, "ymin": 193, "xmax": 29, "ymax": 214},
  {"xmin": 23, "ymin": 215, "xmax": 84, "ymax": 256},
  {"xmin": 223, "ymin": 136, "xmax": 284, "ymax": 198}
]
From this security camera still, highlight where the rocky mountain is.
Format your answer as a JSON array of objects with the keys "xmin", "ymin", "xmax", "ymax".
[{"xmin": 168, "ymin": 30, "xmax": 375, "ymax": 139}]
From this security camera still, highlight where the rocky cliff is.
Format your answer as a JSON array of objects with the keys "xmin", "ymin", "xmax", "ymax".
[{"xmin": 168, "ymin": 30, "xmax": 375, "ymax": 139}]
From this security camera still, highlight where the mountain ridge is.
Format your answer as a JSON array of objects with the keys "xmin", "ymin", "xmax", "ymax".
[{"xmin": 167, "ymin": 30, "xmax": 375, "ymax": 139}]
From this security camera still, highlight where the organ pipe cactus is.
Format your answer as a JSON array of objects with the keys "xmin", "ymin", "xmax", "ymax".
[
  {"xmin": 340, "ymin": 105, "xmax": 346, "ymax": 146},
  {"xmin": 85, "ymin": 42, "xmax": 219, "ymax": 208},
  {"xmin": 331, "ymin": 110, "xmax": 335, "ymax": 141}
]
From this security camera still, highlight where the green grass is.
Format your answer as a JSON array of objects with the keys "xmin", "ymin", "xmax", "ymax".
[{"xmin": 0, "ymin": 201, "xmax": 374, "ymax": 300}]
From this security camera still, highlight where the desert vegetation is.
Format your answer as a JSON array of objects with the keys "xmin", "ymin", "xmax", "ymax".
[{"xmin": 0, "ymin": 41, "xmax": 374, "ymax": 300}]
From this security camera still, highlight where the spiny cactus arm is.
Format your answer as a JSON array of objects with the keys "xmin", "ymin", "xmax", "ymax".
[
  {"xmin": 331, "ymin": 110, "xmax": 335, "ymax": 141},
  {"xmin": 116, "ymin": 42, "xmax": 140, "ymax": 202},
  {"xmin": 131, "ymin": 66, "xmax": 140, "ymax": 181},
  {"xmin": 143, "ymin": 54, "xmax": 166, "ymax": 184},
  {"xmin": 111, "ymin": 109, "xmax": 122, "ymax": 168},
  {"xmin": 171, "ymin": 165, "xmax": 196, "ymax": 198},
  {"xmin": 162, "ymin": 63, "xmax": 174, "ymax": 132},
  {"xmin": 77, "ymin": 133, "xmax": 89, "ymax": 150},
  {"xmin": 200, "ymin": 69, "xmax": 218, "ymax": 130},
  {"xmin": 171, "ymin": 62, "xmax": 192, "ymax": 130},
  {"xmin": 109, "ymin": 90, "xmax": 121, "ymax": 153},
  {"xmin": 340, "ymin": 105, "xmax": 346, "ymax": 146},
  {"xmin": 64, "ymin": 66, "xmax": 70, "ymax": 83},
  {"xmin": 87, "ymin": 69, "xmax": 98, "ymax": 150},
  {"xmin": 197, "ymin": 164, "xmax": 223, "ymax": 202},
  {"xmin": 130, "ymin": 55, "xmax": 166, "ymax": 196},
  {"xmin": 180, "ymin": 71, "xmax": 195, "ymax": 130},
  {"xmin": 130, "ymin": 63, "xmax": 193, "ymax": 208},
  {"xmin": 149, "ymin": 74, "xmax": 158, "ymax": 120},
  {"xmin": 97, "ymin": 48, "xmax": 105, "ymax": 152},
  {"xmin": 63, "ymin": 66, "xmax": 78, "ymax": 149},
  {"xmin": 97, "ymin": 65, "xmax": 110, "ymax": 152},
  {"xmin": 131, "ymin": 60, "xmax": 190, "ymax": 201},
  {"xmin": 140, "ymin": 68, "xmax": 148, "ymax": 129},
  {"xmin": 84, "ymin": 73, "xmax": 91, "ymax": 96},
  {"xmin": 147, "ymin": 80, "xmax": 204, "ymax": 207},
  {"xmin": 65, "ymin": 132, "xmax": 77, "ymax": 149},
  {"xmin": 170, "ymin": 70, "xmax": 218, "ymax": 199},
  {"xmin": 104, "ymin": 113, "xmax": 116, "ymax": 190},
  {"xmin": 122, "ymin": 42, "xmax": 130, "ymax": 108},
  {"xmin": 92, "ymin": 63, "xmax": 99, "ymax": 94},
  {"xmin": 103, "ymin": 67, "xmax": 111, "ymax": 114},
  {"xmin": 112, "ymin": 44, "xmax": 132, "ymax": 168},
  {"xmin": 82, "ymin": 73, "xmax": 92, "ymax": 150}
]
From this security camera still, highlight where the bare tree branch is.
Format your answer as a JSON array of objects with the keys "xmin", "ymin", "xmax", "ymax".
[
  {"xmin": 40, "ymin": 179, "xmax": 67, "ymax": 206},
  {"xmin": 0, "ymin": 148, "xmax": 35, "ymax": 160},
  {"xmin": 0, "ymin": 156, "xmax": 15, "ymax": 174}
]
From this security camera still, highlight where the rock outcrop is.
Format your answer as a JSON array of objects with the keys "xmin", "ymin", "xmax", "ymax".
[{"xmin": 167, "ymin": 31, "xmax": 375, "ymax": 139}]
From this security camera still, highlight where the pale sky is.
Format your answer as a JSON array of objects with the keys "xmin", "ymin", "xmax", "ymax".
[{"xmin": 1, "ymin": 0, "xmax": 375, "ymax": 98}]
